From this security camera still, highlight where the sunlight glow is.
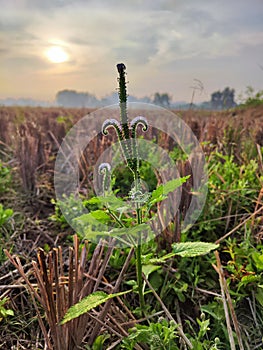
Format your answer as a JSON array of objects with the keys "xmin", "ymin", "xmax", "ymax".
[{"xmin": 45, "ymin": 46, "xmax": 69, "ymax": 63}]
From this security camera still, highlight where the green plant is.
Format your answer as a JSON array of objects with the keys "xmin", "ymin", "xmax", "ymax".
[
  {"xmin": 58, "ymin": 64, "xmax": 219, "ymax": 350},
  {"xmin": 0, "ymin": 204, "xmax": 14, "ymax": 264},
  {"xmin": 222, "ymin": 235, "xmax": 263, "ymax": 303},
  {"xmin": 0, "ymin": 162, "xmax": 11, "ymax": 193},
  {"xmin": 239, "ymin": 86, "xmax": 263, "ymax": 107},
  {"xmin": 56, "ymin": 114, "xmax": 74, "ymax": 131},
  {"xmin": 86, "ymin": 334, "xmax": 111, "ymax": 350},
  {"xmin": 50, "ymin": 194, "xmax": 93, "ymax": 229},
  {"xmin": 120, "ymin": 319, "xmax": 179, "ymax": 350},
  {"xmin": 0, "ymin": 298, "xmax": 14, "ymax": 322},
  {"xmin": 191, "ymin": 151, "xmax": 261, "ymax": 241},
  {"xmin": 0, "ymin": 204, "xmax": 13, "ymax": 227},
  {"xmin": 120, "ymin": 316, "xmax": 223, "ymax": 350},
  {"xmin": 186, "ymin": 313, "xmax": 223, "ymax": 350}
]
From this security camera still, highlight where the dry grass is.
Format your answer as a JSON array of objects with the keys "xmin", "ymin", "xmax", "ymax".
[{"xmin": 4, "ymin": 235, "xmax": 136, "ymax": 349}]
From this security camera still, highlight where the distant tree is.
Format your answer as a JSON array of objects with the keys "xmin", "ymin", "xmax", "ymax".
[
  {"xmin": 56, "ymin": 90, "xmax": 98, "ymax": 107},
  {"xmin": 153, "ymin": 92, "xmax": 171, "ymax": 108},
  {"xmin": 239, "ymin": 86, "xmax": 263, "ymax": 107},
  {"xmin": 210, "ymin": 87, "xmax": 236, "ymax": 110}
]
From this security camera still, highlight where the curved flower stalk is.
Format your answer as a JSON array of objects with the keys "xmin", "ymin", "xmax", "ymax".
[
  {"xmin": 102, "ymin": 119, "xmax": 123, "ymax": 140},
  {"xmin": 130, "ymin": 116, "xmax": 149, "ymax": 136},
  {"xmin": 98, "ymin": 162, "xmax": 111, "ymax": 196},
  {"xmin": 130, "ymin": 116, "xmax": 149, "ymax": 179}
]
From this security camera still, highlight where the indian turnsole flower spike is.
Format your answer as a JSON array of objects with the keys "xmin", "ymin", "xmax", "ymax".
[
  {"xmin": 130, "ymin": 116, "xmax": 149, "ymax": 176},
  {"xmin": 102, "ymin": 119, "xmax": 123, "ymax": 141},
  {"xmin": 98, "ymin": 162, "xmax": 111, "ymax": 195},
  {"xmin": 101, "ymin": 63, "xmax": 149, "ymax": 183}
]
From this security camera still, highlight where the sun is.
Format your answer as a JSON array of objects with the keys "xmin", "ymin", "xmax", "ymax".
[{"xmin": 45, "ymin": 46, "xmax": 69, "ymax": 63}]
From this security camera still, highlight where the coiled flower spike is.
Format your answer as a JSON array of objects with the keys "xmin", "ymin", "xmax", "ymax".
[
  {"xmin": 102, "ymin": 119, "xmax": 123, "ymax": 141},
  {"xmin": 130, "ymin": 116, "xmax": 149, "ymax": 177},
  {"xmin": 98, "ymin": 162, "xmax": 111, "ymax": 195},
  {"xmin": 130, "ymin": 116, "xmax": 149, "ymax": 139}
]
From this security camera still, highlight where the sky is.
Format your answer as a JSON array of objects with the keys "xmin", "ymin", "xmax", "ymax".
[{"xmin": 0, "ymin": 0, "xmax": 263, "ymax": 103}]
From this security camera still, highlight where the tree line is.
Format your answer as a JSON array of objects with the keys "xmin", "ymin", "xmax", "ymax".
[{"xmin": 56, "ymin": 87, "xmax": 237, "ymax": 110}]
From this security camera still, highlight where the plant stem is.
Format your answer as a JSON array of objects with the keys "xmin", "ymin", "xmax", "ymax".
[
  {"xmin": 136, "ymin": 238, "xmax": 145, "ymax": 314},
  {"xmin": 135, "ymin": 190, "xmax": 145, "ymax": 314},
  {"xmin": 116, "ymin": 63, "xmax": 145, "ymax": 314}
]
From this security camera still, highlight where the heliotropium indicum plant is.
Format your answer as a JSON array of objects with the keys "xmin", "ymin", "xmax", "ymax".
[
  {"xmin": 97, "ymin": 63, "xmax": 190, "ymax": 310},
  {"xmin": 57, "ymin": 63, "xmax": 217, "ymax": 328}
]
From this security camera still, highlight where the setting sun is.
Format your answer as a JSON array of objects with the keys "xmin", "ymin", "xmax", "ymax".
[{"xmin": 45, "ymin": 46, "xmax": 69, "ymax": 63}]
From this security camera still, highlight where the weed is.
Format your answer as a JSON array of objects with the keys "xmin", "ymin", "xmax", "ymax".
[
  {"xmin": 0, "ymin": 162, "xmax": 11, "ymax": 193},
  {"xmin": 0, "ymin": 297, "xmax": 14, "ymax": 322},
  {"xmin": 58, "ymin": 64, "xmax": 217, "ymax": 350}
]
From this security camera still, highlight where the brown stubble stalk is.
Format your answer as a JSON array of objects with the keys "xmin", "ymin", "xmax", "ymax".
[
  {"xmin": 213, "ymin": 251, "xmax": 245, "ymax": 350},
  {"xmin": 4, "ymin": 249, "xmax": 53, "ymax": 349},
  {"xmin": 88, "ymin": 246, "xmax": 135, "ymax": 345},
  {"xmin": 5, "ymin": 235, "xmax": 134, "ymax": 349}
]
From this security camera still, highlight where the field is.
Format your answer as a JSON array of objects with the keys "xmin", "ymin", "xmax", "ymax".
[{"xmin": 0, "ymin": 104, "xmax": 263, "ymax": 349}]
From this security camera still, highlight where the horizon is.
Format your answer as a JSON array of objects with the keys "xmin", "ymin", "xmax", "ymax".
[{"xmin": 0, "ymin": 0, "xmax": 263, "ymax": 103}]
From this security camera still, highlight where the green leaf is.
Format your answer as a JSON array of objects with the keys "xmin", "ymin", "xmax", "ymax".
[
  {"xmin": 60, "ymin": 290, "xmax": 131, "ymax": 325},
  {"xmin": 256, "ymin": 288, "xmax": 263, "ymax": 307},
  {"xmin": 92, "ymin": 334, "xmax": 111, "ymax": 350},
  {"xmin": 87, "ymin": 195, "xmax": 125, "ymax": 211},
  {"xmin": 148, "ymin": 252, "xmax": 177, "ymax": 264},
  {"xmin": 172, "ymin": 242, "xmax": 219, "ymax": 257},
  {"xmin": 73, "ymin": 210, "xmax": 111, "ymax": 226},
  {"xmin": 0, "ymin": 205, "xmax": 13, "ymax": 226},
  {"xmin": 240, "ymin": 275, "xmax": 258, "ymax": 286},
  {"xmin": 86, "ymin": 197, "xmax": 102, "ymax": 205},
  {"xmin": 252, "ymin": 252, "xmax": 263, "ymax": 270},
  {"xmin": 90, "ymin": 210, "xmax": 111, "ymax": 222},
  {"xmin": 109, "ymin": 223, "xmax": 153, "ymax": 238},
  {"xmin": 142, "ymin": 264, "xmax": 161, "ymax": 279},
  {"xmin": 149, "ymin": 176, "xmax": 190, "ymax": 206}
]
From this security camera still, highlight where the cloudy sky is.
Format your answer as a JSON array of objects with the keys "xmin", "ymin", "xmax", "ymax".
[{"xmin": 0, "ymin": 0, "xmax": 262, "ymax": 103}]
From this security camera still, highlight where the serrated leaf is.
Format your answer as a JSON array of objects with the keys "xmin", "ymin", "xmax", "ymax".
[
  {"xmin": 60, "ymin": 290, "xmax": 131, "ymax": 325},
  {"xmin": 172, "ymin": 242, "xmax": 219, "ymax": 257},
  {"xmin": 149, "ymin": 176, "xmax": 190, "ymax": 206}
]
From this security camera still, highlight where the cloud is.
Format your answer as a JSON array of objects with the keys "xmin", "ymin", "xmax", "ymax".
[{"xmin": 0, "ymin": 0, "xmax": 262, "ymax": 100}]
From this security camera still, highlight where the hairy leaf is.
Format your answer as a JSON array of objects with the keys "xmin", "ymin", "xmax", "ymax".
[
  {"xmin": 149, "ymin": 176, "xmax": 190, "ymax": 206},
  {"xmin": 61, "ymin": 290, "xmax": 131, "ymax": 325},
  {"xmin": 172, "ymin": 242, "xmax": 219, "ymax": 257}
]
